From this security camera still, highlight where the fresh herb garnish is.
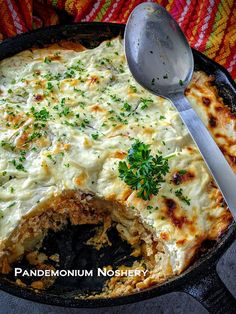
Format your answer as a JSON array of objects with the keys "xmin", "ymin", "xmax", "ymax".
[
  {"xmin": 46, "ymin": 82, "xmax": 53, "ymax": 90},
  {"xmin": 130, "ymin": 85, "xmax": 137, "ymax": 92},
  {"xmin": 31, "ymin": 107, "xmax": 50, "ymax": 121},
  {"xmin": 178, "ymin": 169, "xmax": 187, "ymax": 175},
  {"xmin": 140, "ymin": 98, "xmax": 153, "ymax": 110},
  {"xmin": 122, "ymin": 102, "xmax": 131, "ymax": 112},
  {"xmin": 44, "ymin": 57, "xmax": 51, "ymax": 64},
  {"xmin": 175, "ymin": 188, "xmax": 191, "ymax": 205},
  {"xmin": 118, "ymin": 140, "xmax": 173, "ymax": 200},
  {"xmin": 7, "ymin": 202, "xmax": 16, "ymax": 208},
  {"xmin": 91, "ymin": 133, "xmax": 99, "ymax": 140},
  {"xmin": 10, "ymin": 160, "xmax": 26, "ymax": 172}
]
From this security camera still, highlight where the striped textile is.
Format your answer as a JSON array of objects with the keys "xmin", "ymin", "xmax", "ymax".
[{"xmin": 0, "ymin": 0, "xmax": 235, "ymax": 80}]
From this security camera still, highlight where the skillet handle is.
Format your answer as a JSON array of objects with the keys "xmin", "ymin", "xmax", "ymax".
[{"xmin": 181, "ymin": 266, "xmax": 236, "ymax": 313}]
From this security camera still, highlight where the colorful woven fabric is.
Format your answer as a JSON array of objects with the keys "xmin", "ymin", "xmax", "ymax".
[{"xmin": 0, "ymin": 0, "xmax": 235, "ymax": 80}]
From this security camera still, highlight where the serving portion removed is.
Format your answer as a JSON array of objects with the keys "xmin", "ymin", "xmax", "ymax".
[{"xmin": 0, "ymin": 37, "xmax": 234, "ymax": 297}]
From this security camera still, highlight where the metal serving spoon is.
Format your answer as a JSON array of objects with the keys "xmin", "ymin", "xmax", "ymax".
[{"xmin": 125, "ymin": 2, "xmax": 236, "ymax": 219}]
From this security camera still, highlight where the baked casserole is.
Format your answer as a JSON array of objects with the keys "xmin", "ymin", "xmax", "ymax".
[{"xmin": 0, "ymin": 37, "xmax": 235, "ymax": 296}]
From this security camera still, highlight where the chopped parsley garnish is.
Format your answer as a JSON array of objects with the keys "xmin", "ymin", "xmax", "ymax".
[
  {"xmin": 0, "ymin": 210, "xmax": 3, "ymax": 219},
  {"xmin": 10, "ymin": 160, "xmax": 26, "ymax": 172},
  {"xmin": 118, "ymin": 140, "xmax": 172, "ymax": 200},
  {"xmin": 27, "ymin": 131, "xmax": 42, "ymax": 143},
  {"xmin": 59, "ymin": 107, "xmax": 71, "ymax": 117},
  {"xmin": 44, "ymin": 57, "xmax": 51, "ymax": 64},
  {"xmin": 7, "ymin": 202, "xmax": 16, "ymax": 208},
  {"xmin": 178, "ymin": 169, "xmax": 187, "ymax": 175},
  {"xmin": 179, "ymin": 79, "xmax": 184, "ymax": 86},
  {"xmin": 175, "ymin": 188, "xmax": 191, "ymax": 205},
  {"xmin": 130, "ymin": 85, "xmax": 137, "ymax": 92},
  {"xmin": 159, "ymin": 115, "xmax": 166, "ymax": 120},
  {"xmin": 140, "ymin": 98, "xmax": 153, "ymax": 110},
  {"xmin": 122, "ymin": 102, "xmax": 131, "ymax": 112},
  {"xmin": 91, "ymin": 133, "xmax": 99, "ymax": 140},
  {"xmin": 46, "ymin": 82, "xmax": 53, "ymax": 90},
  {"xmin": 110, "ymin": 94, "xmax": 121, "ymax": 102},
  {"xmin": 31, "ymin": 107, "xmax": 50, "ymax": 121}
]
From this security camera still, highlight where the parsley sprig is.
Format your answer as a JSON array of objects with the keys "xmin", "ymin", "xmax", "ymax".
[{"xmin": 118, "ymin": 140, "xmax": 173, "ymax": 200}]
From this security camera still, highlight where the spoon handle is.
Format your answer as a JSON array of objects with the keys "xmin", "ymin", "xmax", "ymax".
[{"xmin": 171, "ymin": 94, "xmax": 236, "ymax": 219}]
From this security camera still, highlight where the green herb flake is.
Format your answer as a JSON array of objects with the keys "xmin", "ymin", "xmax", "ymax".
[
  {"xmin": 10, "ymin": 160, "xmax": 26, "ymax": 172},
  {"xmin": 44, "ymin": 57, "xmax": 52, "ymax": 64},
  {"xmin": 122, "ymin": 102, "xmax": 131, "ymax": 112},
  {"xmin": 140, "ymin": 98, "xmax": 154, "ymax": 110},
  {"xmin": 118, "ymin": 140, "xmax": 172, "ymax": 200},
  {"xmin": 91, "ymin": 133, "xmax": 99, "ymax": 140},
  {"xmin": 46, "ymin": 82, "xmax": 53, "ymax": 90},
  {"xmin": 175, "ymin": 188, "xmax": 191, "ymax": 206},
  {"xmin": 32, "ymin": 107, "xmax": 50, "ymax": 121},
  {"xmin": 130, "ymin": 85, "xmax": 137, "ymax": 93},
  {"xmin": 7, "ymin": 202, "xmax": 16, "ymax": 209},
  {"xmin": 178, "ymin": 169, "xmax": 187, "ymax": 175}
]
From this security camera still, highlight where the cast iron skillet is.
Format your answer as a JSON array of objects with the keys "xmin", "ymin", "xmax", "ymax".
[{"xmin": 0, "ymin": 23, "xmax": 236, "ymax": 313}]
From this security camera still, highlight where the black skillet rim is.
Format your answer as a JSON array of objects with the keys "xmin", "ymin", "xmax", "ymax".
[{"xmin": 0, "ymin": 22, "xmax": 236, "ymax": 308}]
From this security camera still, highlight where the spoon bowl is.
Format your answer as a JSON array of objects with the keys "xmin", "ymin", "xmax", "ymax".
[{"xmin": 124, "ymin": 2, "xmax": 193, "ymax": 96}]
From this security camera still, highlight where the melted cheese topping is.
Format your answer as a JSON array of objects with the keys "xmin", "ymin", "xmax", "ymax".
[{"xmin": 0, "ymin": 38, "xmax": 234, "ymax": 275}]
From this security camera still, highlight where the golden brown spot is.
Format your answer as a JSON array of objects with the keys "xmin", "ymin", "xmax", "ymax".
[
  {"xmin": 64, "ymin": 143, "xmax": 71, "ymax": 151},
  {"xmin": 75, "ymin": 172, "xmax": 88, "ymax": 186},
  {"xmin": 186, "ymin": 146, "xmax": 194, "ymax": 153},
  {"xmin": 164, "ymin": 198, "xmax": 188, "ymax": 228},
  {"xmin": 41, "ymin": 160, "xmax": 50, "ymax": 176},
  {"xmin": 5, "ymin": 113, "xmax": 24, "ymax": 125},
  {"xmin": 37, "ymin": 137, "xmax": 50, "ymax": 148},
  {"xmin": 121, "ymin": 189, "xmax": 133, "ymax": 201},
  {"xmin": 160, "ymin": 231, "xmax": 170, "ymax": 241},
  {"xmin": 172, "ymin": 170, "xmax": 195, "ymax": 185},
  {"xmin": 68, "ymin": 79, "xmax": 78, "ymax": 86},
  {"xmin": 88, "ymin": 75, "xmax": 99, "ymax": 85},
  {"xmin": 50, "ymin": 55, "xmax": 61, "ymax": 61},
  {"xmin": 208, "ymin": 114, "xmax": 217, "ymax": 128},
  {"xmin": 176, "ymin": 239, "xmax": 187, "ymax": 246},
  {"xmin": 16, "ymin": 132, "xmax": 28, "ymax": 149},
  {"xmin": 58, "ymin": 41, "xmax": 86, "ymax": 52},
  {"xmin": 202, "ymin": 96, "xmax": 211, "ymax": 107},
  {"xmin": 228, "ymin": 154, "xmax": 236, "ymax": 165},
  {"xmin": 34, "ymin": 70, "xmax": 41, "ymax": 76},
  {"xmin": 1, "ymin": 257, "xmax": 11, "ymax": 274},
  {"xmin": 112, "ymin": 151, "xmax": 127, "ymax": 159},
  {"xmin": 90, "ymin": 104, "xmax": 105, "ymax": 112},
  {"xmin": 83, "ymin": 138, "xmax": 92, "ymax": 148},
  {"xmin": 34, "ymin": 94, "xmax": 44, "ymax": 102},
  {"xmin": 143, "ymin": 127, "xmax": 154, "ymax": 135},
  {"xmin": 31, "ymin": 280, "xmax": 44, "ymax": 290}
]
